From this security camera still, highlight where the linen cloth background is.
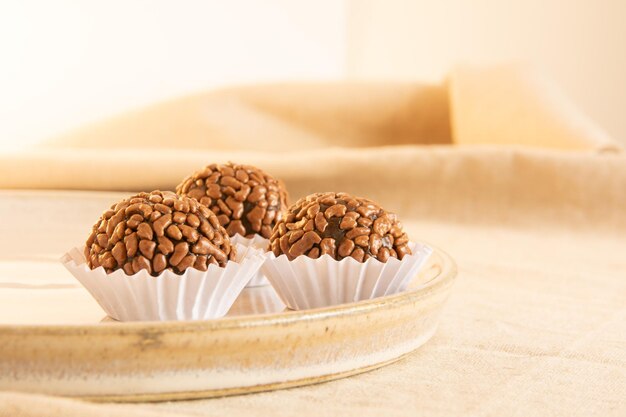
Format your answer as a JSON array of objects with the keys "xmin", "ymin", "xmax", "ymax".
[{"xmin": 0, "ymin": 66, "xmax": 624, "ymax": 417}]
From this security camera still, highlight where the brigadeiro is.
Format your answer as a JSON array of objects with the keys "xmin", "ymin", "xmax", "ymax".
[
  {"xmin": 85, "ymin": 190, "xmax": 236, "ymax": 275},
  {"xmin": 261, "ymin": 192, "xmax": 433, "ymax": 310},
  {"xmin": 176, "ymin": 162, "xmax": 288, "ymax": 239},
  {"xmin": 176, "ymin": 162, "xmax": 288, "ymax": 287},
  {"xmin": 62, "ymin": 190, "xmax": 265, "ymax": 321},
  {"xmin": 269, "ymin": 192, "xmax": 412, "ymax": 262}
]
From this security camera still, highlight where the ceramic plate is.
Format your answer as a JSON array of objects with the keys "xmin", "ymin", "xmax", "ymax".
[{"xmin": 0, "ymin": 191, "xmax": 456, "ymax": 401}]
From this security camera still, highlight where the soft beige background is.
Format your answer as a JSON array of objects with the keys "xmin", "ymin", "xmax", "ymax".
[
  {"xmin": 0, "ymin": 67, "xmax": 624, "ymax": 417},
  {"xmin": 347, "ymin": 0, "xmax": 626, "ymax": 143},
  {"xmin": 1, "ymin": 0, "xmax": 625, "ymax": 150}
]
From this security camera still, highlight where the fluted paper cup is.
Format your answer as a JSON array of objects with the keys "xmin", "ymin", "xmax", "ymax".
[
  {"xmin": 230, "ymin": 234, "xmax": 274, "ymax": 287},
  {"xmin": 261, "ymin": 242, "xmax": 432, "ymax": 310},
  {"xmin": 227, "ymin": 286, "xmax": 287, "ymax": 316},
  {"xmin": 62, "ymin": 243, "xmax": 265, "ymax": 321}
]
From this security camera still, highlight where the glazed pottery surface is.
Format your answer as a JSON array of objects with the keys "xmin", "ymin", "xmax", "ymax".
[{"xmin": 0, "ymin": 191, "xmax": 456, "ymax": 401}]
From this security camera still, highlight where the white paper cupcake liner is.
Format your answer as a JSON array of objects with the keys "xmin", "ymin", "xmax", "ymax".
[
  {"xmin": 261, "ymin": 242, "xmax": 433, "ymax": 310},
  {"xmin": 62, "ymin": 243, "xmax": 265, "ymax": 322},
  {"xmin": 227, "ymin": 286, "xmax": 287, "ymax": 316},
  {"xmin": 230, "ymin": 234, "xmax": 274, "ymax": 287}
]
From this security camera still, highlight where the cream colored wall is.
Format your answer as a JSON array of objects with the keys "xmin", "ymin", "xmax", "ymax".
[
  {"xmin": 346, "ymin": 0, "xmax": 626, "ymax": 142},
  {"xmin": 0, "ymin": 0, "xmax": 347, "ymax": 150},
  {"xmin": 1, "ymin": 0, "xmax": 624, "ymax": 149}
]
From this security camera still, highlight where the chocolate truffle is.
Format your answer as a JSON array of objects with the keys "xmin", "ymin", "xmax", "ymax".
[
  {"xmin": 176, "ymin": 162, "xmax": 288, "ymax": 239},
  {"xmin": 85, "ymin": 190, "xmax": 236, "ymax": 276},
  {"xmin": 270, "ymin": 192, "xmax": 412, "ymax": 262}
]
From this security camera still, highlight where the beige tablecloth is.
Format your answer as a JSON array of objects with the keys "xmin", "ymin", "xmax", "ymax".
[{"xmin": 0, "ymin": 66, "xmax": 624, "ymax": 417}]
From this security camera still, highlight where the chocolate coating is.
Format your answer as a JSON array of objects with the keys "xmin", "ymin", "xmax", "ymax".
[
  {"xmin": 270, "ymin": 192, "xmax": 411, "ymax": 262},
  {"xmin": 176, "ymin": 162, "xmax": 288, "ymax": 239},
  {"xmin": 85, "ymin": 190, "xmax": 236, "ymax": 276}
]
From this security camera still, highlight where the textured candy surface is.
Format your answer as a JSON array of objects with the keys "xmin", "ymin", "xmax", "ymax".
[
  {"xmin": 176, "ymin": 162, "xmax": 288, "ymax": 239},
  {"xmin": 85, "ymin": 190, "xmax": 236, "ymax": 276},
  {"xmin": 270, "ymin": 192, "xmax": 411, "ymax": 262}
]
